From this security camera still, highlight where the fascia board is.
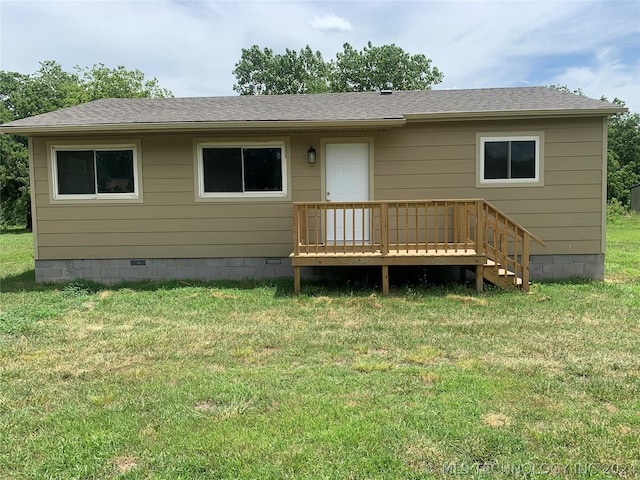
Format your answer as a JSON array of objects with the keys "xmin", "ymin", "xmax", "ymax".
[
  {"xmin": 0, "ymin": 118, "xmax": 407, "ymax": 135},
  {"xmin": 404, "ymin": 108, "xmax": 628, "ymax": 122}
]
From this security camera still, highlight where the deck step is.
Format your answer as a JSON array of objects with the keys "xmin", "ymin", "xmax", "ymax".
[{"xmin": 483, "ymin": 259, "xmax": 524, "ymax": 290}]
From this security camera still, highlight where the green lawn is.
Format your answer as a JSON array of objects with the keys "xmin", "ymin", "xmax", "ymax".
[{"xmin": 1, "ymin": 219, "xmax": 639, "ymax": 479}]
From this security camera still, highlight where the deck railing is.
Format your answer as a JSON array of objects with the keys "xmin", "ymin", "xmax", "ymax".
[
  {"xmin": 293, "ymin": 199, "xmax": 545, "ymax": 290},
  {"xmin": 475, "ymin": 200, "xmax": 546, "ymax": 289}
]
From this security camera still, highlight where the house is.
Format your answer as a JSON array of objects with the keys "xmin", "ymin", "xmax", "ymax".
[
  {"xmin": 631, "ymin": 183, "xmax": 640, "ymax": 212},
  {"xmin": 0, "ymin": 87, "xmax": 625, "ymax": 292}
]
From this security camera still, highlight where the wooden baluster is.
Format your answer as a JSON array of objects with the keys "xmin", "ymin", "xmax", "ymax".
[
  {"xmin": 304, "ymin": 204, "xmax": 309, "ymax": 254},
  {"xmin": 425, "ymin": 202, "xmax": 429, "ymax": 252},
  {"xmin": 514, "ymin": 227, "xmax": 519, "ymax": 286},
  {"xmin": 476, "ymin": 200, "xmax": 484, "ymax": 255},
  {"xmin": 293, "ymin": 204, "xmax": 300, "ymax": 256},
  {"xmin": 342, "ymin": 204, "xmax": 346, "ymax": 254},
  {"xmin": 351, "ymin": 203, "xmax": 356, "ymax": 254},
  {"xmin": 414, "ymin": 203, "xmax": 419, "ymax": 253},
  {"xmin": 463, "ymin": 202, "xmax": 467, "ymax": 252},
  {"xmin": 323, "ymin": 204, "xmax": 328, "ymax": 254},
  {"xmin": 502, "ymin": 217, "xmax": 509, "ymax": 278},
  {"xmin": 333, "ymin": 204, "xmax": 337, "ymax": 254},
  {"xmin": 382, "ymin": 203, "xmax": 389, "ymax": 256},
  {"xmin": 522, "ymin": 234, "xmax": 530, "ymax": 292},
  {"xmin": 404, "ymin": 202, "xmax": 409, "ymax": 253},
  {"xmin": 492, "ymin": 215, "xmax": 500, "ymax": 263},
  {"xmin": 444, "ymin": 201, "xmax": 449, "ymax": 253},
  {"xmin": 469, "ymin": 201, "xmax": 474, "ymax": 251},
  {"xmin": 314, "ymin": 206, "xmax": 319, "ymax": 254},
  {"xmin": 371, "ymin": 204, "xmax": 376, "ymax": 253},
  {"xmin": 393, "ymin": 204, "xmax": 397, "ymax": 254},
  {"xmin": 433, "ymin": 202, "xmax": 440, "ymax": 253},
  {"xmin": 453, "ymin": 203, "xmax": 458, "ymax": 252}
]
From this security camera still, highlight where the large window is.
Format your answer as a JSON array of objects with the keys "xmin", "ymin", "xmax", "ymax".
[
  {"xmin": 478, "ymin": 135, "xmax": 542, "ymax": 186},
  {"xmin": 197, "ymin": 142, "xmax": 287, "ymax": 198},
  {"xmin": 52, "ymin": 144, "xmax": 140, "ymax": 200}
]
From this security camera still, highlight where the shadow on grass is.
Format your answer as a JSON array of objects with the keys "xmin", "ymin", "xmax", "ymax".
[
  {"xmin": 535, "ymin": 277, "xmax": 597, "ymax": 286},
  {"xmin": 0, "ymin": 228, "xmax": 31, "ymax": 235},
  {"xmin": 0, "ymin": 264, "xmax": 552, "ymax": 299},
  {"xmin": 0, "ymin": 272, "xmax": 294, "ymax": 296},
  {"xmin": 0, "ymin": 271, "xmax": 499, "ymax": 299},
  {"xmin": 0, "ymin": 269, "xmax": 48, "ymax": 293}
]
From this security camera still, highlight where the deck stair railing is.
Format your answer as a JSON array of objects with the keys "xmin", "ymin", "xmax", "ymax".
[
  {"xmin": 292, "ymin": 199, "xmax": 545, "ymax": 292},
  {"xmin": 473, "ymin": 200, "xmax": 546, "ymax": 290}
]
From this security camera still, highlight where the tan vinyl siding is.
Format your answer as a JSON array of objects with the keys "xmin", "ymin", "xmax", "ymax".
[
  {"xmin": 32, "ymin": 133, "xmax": 320, "ymax": 259},
  {"xmin": 31, "ymin": 116, "xmax": 606, "ymax": 260},
  {"xmin": 373, "ymin": 118, "xmax": 605, "ymax": 255}
]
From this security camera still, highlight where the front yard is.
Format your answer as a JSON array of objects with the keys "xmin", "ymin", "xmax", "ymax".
[{"xmin": 0, "ymin": 218, "xmax": 638, "ymax": 478}]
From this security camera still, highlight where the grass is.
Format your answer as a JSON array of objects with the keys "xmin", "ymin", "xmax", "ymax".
[
  {"xmin": 606, "ymin": 214, "xmax": 640, "ymax": 283},
  {"xmin": 1, "ymin": 220, "xmax": 639, "ymax": 479}
]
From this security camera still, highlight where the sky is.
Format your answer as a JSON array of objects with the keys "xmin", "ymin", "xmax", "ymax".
[{"xmin": 1, "ymin": 0, "xmax": 639, "ymax": 112}]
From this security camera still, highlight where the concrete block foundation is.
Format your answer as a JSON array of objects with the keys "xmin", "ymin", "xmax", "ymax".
[
  {"xmin": 34, "ymin": 257, "xmax": 304, "ymax": 284},
  {"xmin": 529, "ymin": 254, "xmax": 604, "ymax": 281},
  {"xmin": 34, "ymin": 254, "xmax": 606, "ymax": 284}
]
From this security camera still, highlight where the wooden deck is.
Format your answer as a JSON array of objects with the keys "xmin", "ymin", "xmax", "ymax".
[{"xmin": 290, "ymin": 199, "xmax": 545, "ymax": 294}]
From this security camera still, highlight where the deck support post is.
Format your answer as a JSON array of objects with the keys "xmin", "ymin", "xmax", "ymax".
[
  {"xmin": 294, "ymin": 265, "xmax": 301, "ymax": 294},
  {"xmin": 475, "ymin": 264, "xmax": 484, "ymax": 293},
  {"xmin": 382, "ymin": 265, "xmax": 389, "ymax": 295}
]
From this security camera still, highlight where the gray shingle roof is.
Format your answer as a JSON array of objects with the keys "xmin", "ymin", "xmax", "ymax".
[{"xmin": 0, "ymin": 87, "xmax": 625, "ymax": 133}]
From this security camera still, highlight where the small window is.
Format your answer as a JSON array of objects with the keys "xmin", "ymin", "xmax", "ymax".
[
  {"xmin": 198, "ymin": 143, "xmax": 287, "ymax": 198},
  {"xmin": 52, "ymin": 145, "xmax": 139, "ymax": 200},
  {"xmin": 478, "ymin": 135, "xmax": 541, "ymax": 186}
]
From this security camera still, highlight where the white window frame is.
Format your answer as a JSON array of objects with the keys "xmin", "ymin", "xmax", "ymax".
[
  {"xmin": 196, "ymin": 141, "xmax": 288, "ymax": 199},
  {"xmin": 50, "ymin": 142, "xmax": 141, "ymax": 201},
  {"xmin": 476, "ymin": 133, "xmax": 544, "ymax": 187}
]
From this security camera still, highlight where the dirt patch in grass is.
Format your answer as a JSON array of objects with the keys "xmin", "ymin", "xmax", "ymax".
[
  {"xmin": 420, "ymin": 372, "xmax": 440, "ymax": 385},
  {"xmin": 112, "ymin": 455, "xmax": 139, "ymax": 474},
  {"xmin": 482, "ymin": 412, "xmax": 512, "ymax": 428},
  {"xmin": 405, "ymin": 346, "xmax": 442, "ymax": 365},
  {"xmin": 352, "ymin": 361, "xmax": 393, "ymax": 373},
  {"xmin": 447, "ymin": 294, "xmax": 488, "ymax": 306},
  {"xmin": 194, "ymin": 400, "xmax": 216, "ymax": 411},
  {"xmin": 210, "ymin": 289, "xmax": 239, "ymax": 299}
]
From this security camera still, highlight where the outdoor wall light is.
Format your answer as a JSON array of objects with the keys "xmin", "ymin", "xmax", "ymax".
[{"xmin": 307, "ymin": 146, "xmax": 317, "ymax": 164}]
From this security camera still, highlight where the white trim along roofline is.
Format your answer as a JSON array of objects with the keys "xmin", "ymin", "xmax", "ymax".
[
  {"xmin": 0, "ymin": 119, "xmax": 407, "ymax": 135},
  {"xmin": 403, "ymin": 108, "xmax": 625, "ymax": 121}
]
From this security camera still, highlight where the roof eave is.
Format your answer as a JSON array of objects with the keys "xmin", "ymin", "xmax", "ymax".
[
  {"xmin": 404, "ymin": 107, "xmax": 627, "ymax": 122},
  {"xmin": 0, "ymin": 118, "xmax": 407, "ymax": 135}
]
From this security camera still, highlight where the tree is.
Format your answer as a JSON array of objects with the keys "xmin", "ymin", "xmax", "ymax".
[
  {"xmin": 606, "ymin": 98, "xmax": 640, "ymax": 204},
  {"xmin": 332, "ymin": 41, "xmax": 443, "ymax": 92},
  {"xmin": 0, "ymin": 135, "xmax": 29, "ymax": 227},
  {"xmin": 77, "ymin": 63, "xmax": 172, "ymax": 101},
  {"xmin": 233, "ymin": 46, "xmax": 331, "ymax": 95},
  {"xmin": 233, "ymin": 42, "xmax": 443, "ymax": 95},
  {"xmin": 0, "ymin": 61, "xmax": 172, "ymax": 228}
]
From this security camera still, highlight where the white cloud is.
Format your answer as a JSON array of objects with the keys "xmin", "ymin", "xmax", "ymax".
[{"xmin": 309, "ymin": 13, "xmax": 352, "ymax": 32}]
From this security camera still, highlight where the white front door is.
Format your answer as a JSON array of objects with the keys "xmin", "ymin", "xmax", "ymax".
[{"xmin": 325, "ymin": 143, "xmax": 370, "ymax": 243}]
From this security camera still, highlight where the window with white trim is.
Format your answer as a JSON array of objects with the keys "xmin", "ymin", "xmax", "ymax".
[
  {"xmin": 479, "ymin": 135, "xmax": 541, "ymax": 185},
  {"xmin": 197, "ymin": 142, "xmax": 287, "ymax": 198},
  {"xmin": 52, "ymin": 145, "xmax": 140, "ymax": 200}
]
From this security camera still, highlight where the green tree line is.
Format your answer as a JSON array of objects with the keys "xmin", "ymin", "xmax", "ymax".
[{"xmin": 232, "ymin": 41, "xmax": 443, "ymax": 94}]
